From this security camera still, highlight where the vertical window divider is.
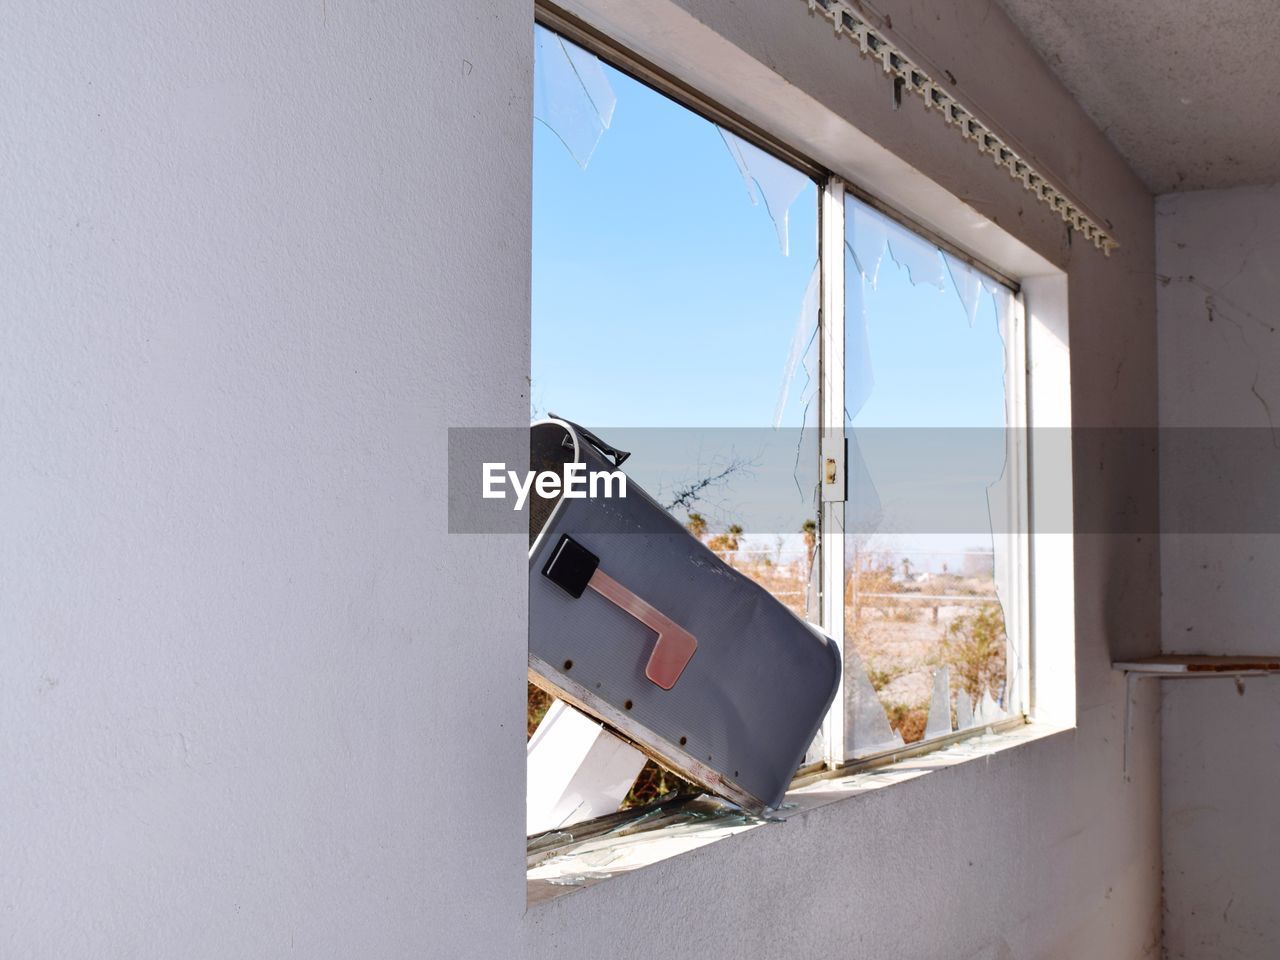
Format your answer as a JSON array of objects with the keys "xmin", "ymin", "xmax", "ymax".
[
  {"xmin": 1010, "ymin": 293, "xmax": 1033, "ymax": 719},
  {"xmin": 819, "ymin": 177, "xmax": 847, "ymax": 769}
]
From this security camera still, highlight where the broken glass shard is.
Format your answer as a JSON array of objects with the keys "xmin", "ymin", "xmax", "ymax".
[
  {"xmin": 924, "ymin": 665, "xmax": 954, "ymax": 739},
  {"xmin": 774, "ymin": 262, "xmax": 821, "ymax": 428},
  {"xmin": 845, "ymin": 646, "xmax": 905, "ymax": 757},
  {"xmin": 973, "ymin": 686, "xmax": 1006, "ymax": 726},
  {"xmin": 840, "ymin": 193, "xmax": 1020, "ymax": 756},
  {"xmin": 846, "ymin": 199, "xmax": 890, "ymax": 286},
  {"xmin": 1002, "ymin": 669, "xmax": 1019, "ymax": 717},
  {"xmin": 845, "ymin": 433, "xmax": 883, "ymax": 537},
  {"xmin": 803, "ymin": 526, "xmax": 821, "ymax": 622},
  {"xmin": 718, "ymin": 127, "xmax": 810, "ymax": 255},
  {"xmin": 533, "ymin": 24, "xmax": 617, "ymax": 169},
  {"xmin": 804, "ymin": 725, "xmax": 826, "ymax": 767},
  {"xmin": 944, "ymin": 251, "xmax": 986, "ymax": 327},
  {"xmin": 887, "ymin": 221, "xmax": 947, "ymax": 289},
  {"xmin": 844, "ymin": 249, "xmax": 875, "ymax": 421}
]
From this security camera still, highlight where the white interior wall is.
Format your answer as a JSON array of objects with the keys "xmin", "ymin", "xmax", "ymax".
[
  {"xmin": 1, "ymin": 2, "xmax": 532, "ymax": 957},
  {"xmin": 1157, "ymin": 184, "xmax": 1280, "ymax": 960},
  {"xmin": 526, "ymin": 4, "xmax": 1160, "ymax": 959},
  {"xmin": 2, "ymin": 1, "xmax": 1161, "ymax": 958}
]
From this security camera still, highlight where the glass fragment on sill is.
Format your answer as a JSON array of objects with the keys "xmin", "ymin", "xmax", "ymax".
[
  {"xmin": 572, "ymin": 847, "xmax": 623, "ymax": 870},
  {"xmin": 528, "ymin": 830, "xmax": 575, "ymax": 857},
  {"xmin": 533, "ymin": 24, "xmax": 617, "ymax": 169},
  {"xmin": 602, "ymin": 804, "xmax": 666, "ymax": 837},
  {"xmin": 924, "ymin": 665, "xmax": 954, "ymax": 739},
  {"xmin": 955, "ymin": 688, "xmax": 975, "ymax": 730},
  {"xmin": 845, "ymin": 644, "xmax": 905, "ymax": 757},
  {"xmin": 718, "ymin": 127, "xmax": 810, "ymax": 256},
  {"xmin": 531, "ymin": 797, "xmax": 735, "ymax": 866},
  {"xmin": 546, "ymin": 872, "xmax": 612, "ymax": 887},
  {"xmin": 528, "ymin": 798, "xmax": 764, "ymax": 884}
]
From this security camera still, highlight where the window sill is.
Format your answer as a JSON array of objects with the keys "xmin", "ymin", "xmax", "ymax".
[{"xmin": 527, "ymin": 718, "xmax": 1071, "ymax": 907}]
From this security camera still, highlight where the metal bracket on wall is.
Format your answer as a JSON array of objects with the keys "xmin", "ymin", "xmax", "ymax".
[
  {"xmin": 1113, "ymin": 655, "xmax": 1280, "ymax": 778},
  {"xmin": 801, "ymin": 0, "xmax": 1118, "ymax": 255}
]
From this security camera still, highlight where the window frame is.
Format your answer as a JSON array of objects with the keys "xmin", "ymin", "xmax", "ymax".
[
  {"xmin": 532, "ymin": 2, "xmax": 1035, "ymax": 788},
  {"xmin": 817, "ymin": 179, "xmax": 1032, "ymax": 772},
  {"xmin": 536, "ymin": 3, "xmax": 1020, "ymax": 292}
]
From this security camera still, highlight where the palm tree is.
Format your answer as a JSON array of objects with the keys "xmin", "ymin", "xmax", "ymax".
[
  {"xmin": 707, "ymin": 522, "xmax": 744, "ymax": 560},
  {"xmin": 726, "ymin": 524, "xmax": 743, "ymax": 552},
  {"xmin": 687, "ymin": 513, "xmax": 708, "ymax": 540},
  {"xmin": 801, "ymin": 519, "xmax": 817, "ymax": 559}
]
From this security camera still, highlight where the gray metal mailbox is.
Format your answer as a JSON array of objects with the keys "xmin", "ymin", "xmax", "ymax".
[{"xmin": 528, "ymin": 418, "xmax": 840, "ymax": 812}]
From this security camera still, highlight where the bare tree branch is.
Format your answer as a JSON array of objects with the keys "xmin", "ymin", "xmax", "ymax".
[{"xmin": 662, "ymin": 455, "xmax": 755, "ymax": 513}]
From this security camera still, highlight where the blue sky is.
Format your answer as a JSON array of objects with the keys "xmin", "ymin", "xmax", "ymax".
[
  {"xmin": 531, "ymin": 56, "xmax": 818, "ymax": 429},
  {"xmin": 531, "ymin": 33, "xmax": 1011, "ymax": 559}
]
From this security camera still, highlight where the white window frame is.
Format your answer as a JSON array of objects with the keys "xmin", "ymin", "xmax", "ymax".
[
  {"xmin": 532, "ymin": 6, "xmax": 1041, "ymax": 796},
  {"xmin": 815, "ymin": 179, "xmax": 1032, "ymax": 772}
]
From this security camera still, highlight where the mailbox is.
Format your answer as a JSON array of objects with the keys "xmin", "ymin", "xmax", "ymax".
[{"xmin": 528, "ymin": 418, "xmax": 840, "ymax": 812}]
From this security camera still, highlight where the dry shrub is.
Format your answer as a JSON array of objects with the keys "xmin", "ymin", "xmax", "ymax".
[
  {"xmin": 885, "ymin": 702, "xmax": 929, "ymax": 743},
  {"xmin": 938, "ymin": 602, "xmax": 1006, "ymax": 702},
  {"xmin": 621, "ymin": 761, "xmax": 694, "ymax": 809},
  {"xmin": 867, "ymin": 664, "xmax": 904, "ymax": 692},
  {"xmin": 887, "ymin": 603, "xmax": 921, "ymax": 623},
  {"xmin": 527, "ymin": 683, "xmax": 554, "ymax": 740}
]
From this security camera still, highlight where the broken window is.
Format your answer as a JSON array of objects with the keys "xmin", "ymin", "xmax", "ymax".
[
  {"xmin": 839, "ymin": 197, "xmax": 1025, "ymax": 759},
  {"xmin": 529, "ymin": 22, "xmax": 823, "ymax": 818},
  {"xmin": 527, "ymin": 21, "xmax": 1029, "ymax": 840},
  {"xmin": 531, "ymin": 22, "xmax": 820, "ymax": 617}
]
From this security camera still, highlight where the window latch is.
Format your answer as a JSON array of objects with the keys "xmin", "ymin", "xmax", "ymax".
[{"xmin": 821, "ymin": 436, "xmax": 847, "ymax": 503}]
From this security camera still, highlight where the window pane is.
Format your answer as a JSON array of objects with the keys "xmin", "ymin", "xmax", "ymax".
[
  {"xmin": 532, "ymin": 25, "xmax": 819, "ymax": 611},
  {"xmin": 530, "ymin": 26, "xmax": 823, "ymax": 778},
  {"xmin": 842, "ymin": 196, "xmax": 1019, "ymax": 757}
]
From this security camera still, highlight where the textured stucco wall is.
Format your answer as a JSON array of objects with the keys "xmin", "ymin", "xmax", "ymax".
[
  {"xmin": 2, "ymin": 1, "xmax": 1160, "ymax": 958},
  {"xmin": 1158, "ymin": 184, "xmax": 1280, "ymax": 960},
  {"xmin": 1, "ymin": 2, "xmax": 532, "ymax": 957},
  {"xmin": 995, "ymin": 0, "xmax": 1280, "ymax": 193}
]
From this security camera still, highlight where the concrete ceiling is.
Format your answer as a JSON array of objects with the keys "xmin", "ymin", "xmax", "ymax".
[{"xmin": 994, "ymin": 0, "xmax": 1280, "ymax": 193}]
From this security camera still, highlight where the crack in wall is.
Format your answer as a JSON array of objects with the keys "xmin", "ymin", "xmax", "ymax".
[
  {"xmin": 1249, "ymin": 373, "xmax": 1280, "ymax": 450},
  {"xmin": 1159, "ymin": 272, "xmax": 1280, "ymax": 442}
]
